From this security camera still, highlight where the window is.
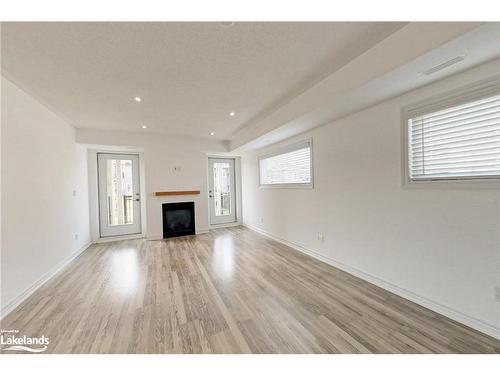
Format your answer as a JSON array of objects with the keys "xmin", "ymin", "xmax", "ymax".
[
  {"xmin": 405, "ymin": 88, "xmax": 500, "ymax": 182},
  {"xmin": 259, "ymin": 140, "xmax": 313, "ymax": 187}
]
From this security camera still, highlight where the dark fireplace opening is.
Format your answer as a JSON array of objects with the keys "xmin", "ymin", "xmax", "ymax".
[{"xmin": 162, "ymin": 202, "xmax": 195, "ymax": 238}]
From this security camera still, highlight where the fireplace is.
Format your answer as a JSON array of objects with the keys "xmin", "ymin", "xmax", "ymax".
[{"xmin": 162, "ymin": 202, "xmax": 195, "ymax": 238}]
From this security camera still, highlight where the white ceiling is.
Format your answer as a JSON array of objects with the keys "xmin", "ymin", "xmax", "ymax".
[
  {"xmin": 1, "ymin": 22, "xmax": 406, "ymax": 140},
  {"xmin": 230, "ymin": 23, "xmax": 500, "ymax": 151}
]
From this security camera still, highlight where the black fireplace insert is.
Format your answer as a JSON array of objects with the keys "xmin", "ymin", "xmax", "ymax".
[{"xmin": 162, "ymin": 202, "xmax": 195, "ymax": 238}]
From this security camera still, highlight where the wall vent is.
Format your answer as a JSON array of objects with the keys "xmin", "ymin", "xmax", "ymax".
[{"xmin": 422, "ymin": 55, "xmax": 465, "ymax": 76}]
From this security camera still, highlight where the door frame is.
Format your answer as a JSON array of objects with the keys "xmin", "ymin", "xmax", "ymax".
[
  {"xmin": 208, "ymin": 157, "xmax": 238, "ymax": 226},
  {"xmin": 87, "ymin": 149, "xmax": 147, "ymax": 242},
  {"xmin": 97, "ymin": 152, "xmax": 142, "ymax": 237}
]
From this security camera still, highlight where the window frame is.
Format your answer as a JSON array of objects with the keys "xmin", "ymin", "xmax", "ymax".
[
  {"xmin": 258, "ymin": 138, "xmax": 314, "ymax": 189},
  {"xmin": 402, "ymin": 76, "xmax": 500, "ymax": 188}
]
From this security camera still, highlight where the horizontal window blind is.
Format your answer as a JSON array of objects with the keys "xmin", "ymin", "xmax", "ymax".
[
  {"xmin": 408, "ymin": 93, "xmax": 500, "ymax": 180},
  {"xmin": 259, "ymin": 142, "xmax": 312, "ymax": 185}
]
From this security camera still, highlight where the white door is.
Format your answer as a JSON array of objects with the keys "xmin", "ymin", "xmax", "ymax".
[
  {"xmin": 208, "ymin": 158, "xmax": 236, "ymax": 225},
  {"xmin": 98, "ymin": 153, "xmax": 142, "ymax": 237}
]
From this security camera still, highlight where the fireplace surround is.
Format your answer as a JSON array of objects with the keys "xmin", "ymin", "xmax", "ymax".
[{"xmin": 162, "ymin": 202, "xmax": 195, "ymax": 238}]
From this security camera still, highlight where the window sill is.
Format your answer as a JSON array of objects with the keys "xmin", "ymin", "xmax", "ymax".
[
  {"xmin": 259, "ymin": 183, "xmax": 314, "ymax": 189},
  {"xmin": 403, "ymin": 178, "xmax": 500, "ymax": 190}
]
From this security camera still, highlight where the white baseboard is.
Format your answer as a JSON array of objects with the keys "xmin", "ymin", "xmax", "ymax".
[
  {"xmin": 146, "ymin": 234, "xmax": 163, "ymax": 241},
  {"xmin": 210, "ymin": 221, "xmax": 241, "ymax": 229},
  {"xmin": 0, "ymin": 241, "xmax": 93, "ymax": 320},
  {"xmin": 243, "ymin": 223, "xmax": 500, "ymax": 340},
  {"xmin": 95, "ymin": 233, "xmax": 144, "ymax": 243},
  {"xmin": 146, "ymin": 235, "xmax": 163, "ymax": 241}
]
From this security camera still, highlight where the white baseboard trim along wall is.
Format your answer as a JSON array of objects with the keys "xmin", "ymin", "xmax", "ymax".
[
  {"xmin": 243, "ymin": 223, "xmax": 500, "ymax": 340},
  {"xmin": 0, "ymin": 241, "xmax": 93, "ymax": 320},
  {"xmin": 94, "ymin": 234, "xmax": 145, "ymax": 243}
]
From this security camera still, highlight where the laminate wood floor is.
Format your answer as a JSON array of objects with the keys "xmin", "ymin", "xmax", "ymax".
[{"xmin": 2, "ymin": 226, "xmax": 499, "ymax": 354}]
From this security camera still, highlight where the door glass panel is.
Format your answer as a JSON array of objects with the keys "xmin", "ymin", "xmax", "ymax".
[
  {"xmin": 106, "ymin": 159, "xmax": 134, "ymax": 225},
  {"xmin": 213, "ymin": 162, "xmax": 231, "ymax": 217}
]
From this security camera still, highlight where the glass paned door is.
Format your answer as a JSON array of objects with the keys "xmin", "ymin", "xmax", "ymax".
[
  {"xmin": 98, "ymin": 153, "xmax": 141, "ymax": 237},
  {"xmin": 208, "ymin": 158, "xmax": 236, "ymax": 225}
]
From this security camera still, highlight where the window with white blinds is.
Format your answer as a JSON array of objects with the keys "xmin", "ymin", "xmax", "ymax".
[
  {"xmin": 407, "ymin": 93, "xmax": 500, "ymax": 181},
  {"xmin": 259, "ymin": 140, "xmax": 312, "ymax": 186}
]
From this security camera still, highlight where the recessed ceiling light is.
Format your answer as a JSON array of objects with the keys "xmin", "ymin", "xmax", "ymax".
[
  {"xmin": 220, "ymin": 22, "xmax": 235, "ymax": 28},
  {"xmin": 134, "ymin": 96, "xmax": 142, "ymax": 102},
  {"xmin": 210, "ymin": 132, "xmax": 215, "ymax": 136},
  {"xmin": 141, "ymin": 125, "xmax": 147, "ymax": 129},
  {"xmin": 229, "ymin": 112, "xmax": 235, "ymax": 117}
]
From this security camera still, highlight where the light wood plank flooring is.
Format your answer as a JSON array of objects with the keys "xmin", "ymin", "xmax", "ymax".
[{"xmin": 1, "ymin": 226, "xmax": 499, "ymax": 353}]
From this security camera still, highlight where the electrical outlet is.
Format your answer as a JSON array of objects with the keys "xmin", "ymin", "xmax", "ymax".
[
  {"xmin": 74, "ymin": 234, "xmax": 78, "ymax": 241},
  {"xmin": 317, "ymin": 233, "xmax": 325, "ymax": 242},
  {"xmin": 260, "ymin": 217, "xmax": 264, "ymax": 224},
  {"xmin": 495, "ymin": 286, "xmax": 500, "ymax": 302},
  {"xmin": 72, "ymin": 190, "xmax": 77, "ymax": 197}
]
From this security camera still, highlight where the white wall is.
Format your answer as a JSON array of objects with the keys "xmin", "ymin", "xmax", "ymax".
[
  {"xmin": 241, "ymin": 61, "xmax": 500, "ymax": 338},
  {"xmin": 1, "ymin": 77, "xmax": 91, "ymax": 317},
  {"xmin": 75, "ymin": 129, "xmax": 227, "ymax": 240}
]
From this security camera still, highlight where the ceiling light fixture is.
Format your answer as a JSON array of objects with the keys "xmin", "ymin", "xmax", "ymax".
[
  {"xmin": 229, "ymin": 111, "xmax": 235, "ymax": 117},
  {"xmin": 210, "ymin": 132, "xmax": 215, "ymax": 136},
  {"xmin": 134, "ymin": 96, "xmax": 142, "ymax": 102},
  {"xmin": 220, "ymin": 22, "xmax": 235, "ymax": 28},
  {"xmin": 141, "ymin": 125, "xmax": 147, "ymax": 129}
]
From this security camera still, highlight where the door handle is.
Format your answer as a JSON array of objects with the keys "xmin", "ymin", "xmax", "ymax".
[{"xmin": 135, "ymin": 198, "xmax": 140, "ymax": 202}]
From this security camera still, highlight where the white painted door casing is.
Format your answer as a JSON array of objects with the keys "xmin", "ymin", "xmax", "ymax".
[
  {"xmin": 98, "ymin": 153, "xmax": 142, "ymax": 237},
  {"xmin": 208, "ymin": 158, "xmax": 236, "ymax": 225}
]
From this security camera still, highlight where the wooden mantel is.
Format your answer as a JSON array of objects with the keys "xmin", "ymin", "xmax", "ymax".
[{"xmin": 155, "ymin": 190, "xmax": 200, "ymax": 196}]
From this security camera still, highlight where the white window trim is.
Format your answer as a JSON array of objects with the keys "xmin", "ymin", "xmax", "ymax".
[
  {"xmin": 258, "ymin": 138, "xmax": 314, "ymax": 189},
  {"xmin": 401, "ymin": 76, "xmax": 500, "ymax": 189}
]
